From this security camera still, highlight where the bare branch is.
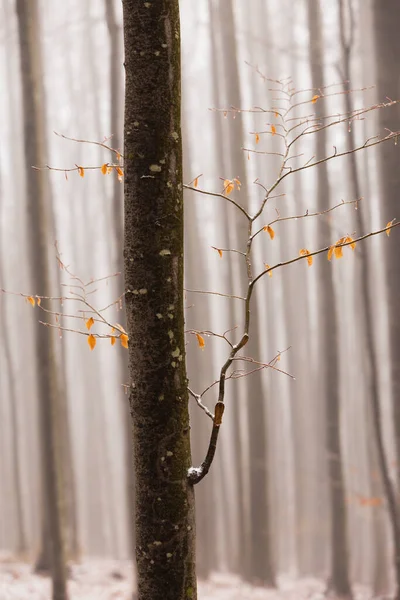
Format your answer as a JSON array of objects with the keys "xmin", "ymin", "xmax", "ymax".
[
  {"xmin": 251, "ymin": 198, "xmax": 361, "ymax": 241},
  {"xmin": 54, "ymin": 131, "xmax": 123, "ymax": 158},
  {"xmin": 184, "ymin": 288, "xmax": 246, "ymax": 301},
  {"xmin": 183, "ymin": 184, "xmax": 251, "ymax": 221},
  {"xmin": 188, "ymin": 388, "xmax": 214, "ymax": 420},
  {"xmin": 252, "ymin": 221, "xmax": 400, "ymax": 289}
]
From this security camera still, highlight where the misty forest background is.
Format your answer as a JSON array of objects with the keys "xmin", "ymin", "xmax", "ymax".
[{"xmin": 1, "ymin": 0, "xmax": 400, "ymax": 598}]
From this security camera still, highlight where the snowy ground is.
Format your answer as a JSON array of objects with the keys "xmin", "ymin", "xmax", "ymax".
[{"xmin": 0, "ymin": 555, "xmax": 391, "ymax": 599}]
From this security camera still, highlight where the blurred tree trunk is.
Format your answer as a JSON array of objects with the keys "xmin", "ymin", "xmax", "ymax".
[
  {"xmin": 372, "ymin": 2, "xmax": 400, "ymax": 597},
  {"xmin": 372, "ymin": 0, "xmax": 400, "ymax": 493},
  {"xmin": 307, "ymin": 1, "xmax": 352, "ymax": 597},
  {"xmin": 285, "ymin": 6, "xmax": 321, "ymax": 577},
  {"xmin": 209, "ymin": 0, "xmax": 245, "ymax": 575},
  {"xmin": 216, "ymin": 0, "xmax": 276, "ymax": 586},
  {"xmin": 15, "ymin": 1, "xmax": 68, "ymax": 599},
  {"xmin": 104, "ymin": 0, "xmax": 136, "ymax": 561},
  {"xmin": 105, "ymin": 0, "xmax": 124, "ymax": 261},
  {"xmin": 0, "ymin": 184, "xmax": 27, "ymax": 556},
  {"xmin": 182, "ymin": 114, "xmax": 215, "ymax": 579},
  {"xmin": 123, "ymin": 2, "xmax": 196, "ymax": 599}
]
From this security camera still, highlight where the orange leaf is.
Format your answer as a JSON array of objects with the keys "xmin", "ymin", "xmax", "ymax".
[
  {"xmin": 116, "ymin": 151, "xmax": 121, "ymax": 162},
  {"xmin": 78, "ymin": 166, "xmax": 85, "ymax": 178},
  {"xmin": 274, "ymin": 111, "xmax": 279, "ymax": 118},
  {"xmin": 327, "ymin": 246, "xmax": 334, "ymax": 261},
  {"xmin": 193, "ymin": 177, "xmax": 199, "ymax": 188},
  {"xmin": 233, "ymin": 177, "xmax": 241, "ymax": 190},
  {"xmin": 120, "ymin": 333, "xmax": 129, "ymax": 349},
  {"xmin": 271, "ymin": 124, "xmax": 276, "ymax": 136},
  {"xmin": 264, "ymin": 225, "xmax": 275, "ymax": 240},
  {"xmin": 110, "ymin": 336, "xmax": 116, "ymax": 346},
  {"xmin": 344, "ymin": 235, "xmax": 356, "ymax": 250},
  {"xmin": 386, "ymin": 219, "xmax": 395, "ymax": 236},
  {"xmin": 85, "ymin": 317, "xmax": 94, "ymax": 330},
  {"xmin": 101, "ymin": 163, "xmax": 108, "ymax": 175},
  {"xmin": 37, "ymin": 297, "xmax": 41, "ymax": 306},
  {"xmin": 255, "ymin": 133, "xmax": 260, "ymax": 144},
  {"xmin": 334, "ymin": 245, "xmax": 343, "ymax": 259},
  {"xmin": 196, "ymin": 333, "xmax": 205, "ymax": 349},
  {"xmin": 299, "ymin": 248, "xmax": 313, "ymax": 266},
  {"xmin": 88, "ymin": 334, "xmax": 96, "ymax": 350},
  {"xmin": 116, "ymin": 166, "xmax": 123, "ymax": 182},
  {"xmin": 27, "ymin": 296, "xmax": 35, "ymax": 307},
  {"xmin": 212, "ymin": 247, "xmax": 223, "ymax": 258},
  {"xmin": 224, "ymin": 179, "xmax": 234, "ymax": 195},
  {"xmin": 264, "ymin": 264, "xmax": 273, "ymax": 277},
  {"xmin": 311, "ymin": 94, "xmax": 320, "ymax": 104}
]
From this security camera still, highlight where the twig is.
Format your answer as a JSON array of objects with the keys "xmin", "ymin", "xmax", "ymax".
[
  {"xmin": 252, "ymin": 222, "xmax": 400, "ymax": 289},
  {"xmin": 188, "ymin": 388, "xmax": 214, "ymax": 420},
  {"xmin": 183, "ymin": 184, "xmax": 251, "ymax": 221}
]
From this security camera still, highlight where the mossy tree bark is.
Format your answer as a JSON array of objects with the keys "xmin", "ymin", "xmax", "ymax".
[
  {"xmin": 16, "ymin": 1, "xmax": 68, "ymax": 599},
  {"xmin": 122, "ymin": 2, "xmax": 197, "ymax": 599}
]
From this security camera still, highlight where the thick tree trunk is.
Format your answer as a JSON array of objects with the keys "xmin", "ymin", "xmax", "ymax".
[
  {"xmin": 307, "ymin": 1, "xmax": 352, "ymax": 597},
  {"xmin": 15, "ymin": 1, "xmax": 68, "ymax": 598},
  {"xmin": 122, "ymin": 2, "xmax": 197, "ymax": 599}
]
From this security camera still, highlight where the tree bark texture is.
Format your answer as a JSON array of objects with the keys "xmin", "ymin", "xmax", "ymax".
[
  {"xmin": 122, "ymin": 2, "xmax": 197, "ymax": 599},
  {"xmin": 15, "ymin": 0, "xmax": 68, "ymax": 598}
]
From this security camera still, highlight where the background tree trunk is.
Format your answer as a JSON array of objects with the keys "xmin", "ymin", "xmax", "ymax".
[
  {"xmin": 15, "ymin": 0, "xmax": 69, "ymax": 598},
  {"xmin": 216, "ymin": 0, "xmax": 276, "ymax": 585},
  {"xmin": 372, "ymin": 2, "xmax": 400, "ymax": 596},
  {"xmin": 104, "ymin": 0, "xmax": 136, "ymax": 562},
  {"xmin": 307, "ymin": 1, "xmax": 352, "ymax": 596},
  {"xmin": 0, "ymin": 177, "xmax": 27, "ymax": 557}
]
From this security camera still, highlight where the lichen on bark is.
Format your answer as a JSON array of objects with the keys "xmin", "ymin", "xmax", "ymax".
[{"xmin": 122, "ymin": 1, "xmax": 197, "ymax": 599}]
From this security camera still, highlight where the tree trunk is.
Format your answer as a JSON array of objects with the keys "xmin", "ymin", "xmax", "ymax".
[
  {"xmin": 208, "ymin": 0, "xmax": 248, "ymax": 576},
  {"xmin": 122, "ymin": 2, "xmax": 197, "ymax": 599},
  {"xmin": 307, "ymin": 1, "xmax": 352, "ymax": 597},
  {"xmin": 15, "ymin": 1, "xmax": 68, "ymax": 598},
  {"xmin": 216, "ymin": 0, "xmax": 276, "ymax": 585},
  {"xmin": 372, "ymin": 0, "xmax": 400, "ymax": 493},
  {"xmin": 372, "ymin": 3, "xmax": 400, "ymax": 596},
  {"xmin": 104, "ymin": 0, "xmax": 136, "ymax": 562},
  {"xmin": 0, "ymin": 186, "xmax": 28, "ymax": 556}
]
